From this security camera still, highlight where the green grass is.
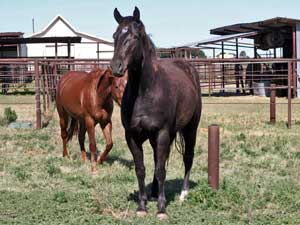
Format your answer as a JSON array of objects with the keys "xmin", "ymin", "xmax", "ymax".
[{"xmin": 0, "ymin": 95, "xmax": 300, "ymax": 224}]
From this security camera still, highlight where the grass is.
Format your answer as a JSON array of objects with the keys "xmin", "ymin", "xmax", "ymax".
[{"xmin": 0, "ymin": 94, "xmax": 300, "ymax": 224}]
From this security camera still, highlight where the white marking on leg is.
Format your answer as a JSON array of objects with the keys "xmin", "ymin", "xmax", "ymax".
[{"xmin": 179, "ymin": 190, "xmax": 188, "ymax": 202}]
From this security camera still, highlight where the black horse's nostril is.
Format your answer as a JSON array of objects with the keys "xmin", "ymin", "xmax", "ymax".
[{"xmin": 118, "ymin": 62, "xmax": 123, "ymax": 70}]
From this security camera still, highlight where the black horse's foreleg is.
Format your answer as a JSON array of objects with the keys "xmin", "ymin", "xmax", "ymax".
[
  {"xmin": 125, "ymin": 132, "xmax": 147, "ymax": 215},
  {"xmin": 149, "ymin": 139, "xmax": 158, "ymax": 200},
  {"xmin": 155, "ymin": 129, "xmax": 171, "ymax": 218}
]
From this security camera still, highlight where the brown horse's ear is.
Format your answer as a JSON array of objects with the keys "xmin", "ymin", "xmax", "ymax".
[
  {"xmin": 97, "ymin": 69, "xmax": 113, "ymax": 90},
  {"xmin": 133, "ymin": 6, "xmax": 140, "ymax": 22},
  {"xmin": 114, "ymin": 8, "xmax": 123, "ymax": 24}
]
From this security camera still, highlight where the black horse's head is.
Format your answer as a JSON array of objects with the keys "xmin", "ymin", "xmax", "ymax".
[{"xmin": 111, "ymin": 7, "xmax": 146, "ymax": 77}]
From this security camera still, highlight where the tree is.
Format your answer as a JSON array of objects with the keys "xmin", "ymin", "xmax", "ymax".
[{"xmin": 191, "ymin": 49, "xmax": 207, "ymax": 59}]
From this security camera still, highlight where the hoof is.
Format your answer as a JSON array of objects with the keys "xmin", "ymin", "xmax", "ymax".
[
  {"xmin": 179, "ymin": 190, "xmax": 189, "ymax": 202},
  {"xmin": 91, "ymin": 166, "xmax": 97, "ymax": 175},
  {"xmin": 157, "ymin": 213, "xmax": 168, "ymax": 220},
  {"xmin": 81, "ymin": 152, "xmax": 87, "ymax": 163},
  {"xmin": 97, "ymin": 155, "xmax": 105, "ymax": 164},
  {"xmin": 136, "ymin": 211, "xmax": 147, "ymax": 217}
]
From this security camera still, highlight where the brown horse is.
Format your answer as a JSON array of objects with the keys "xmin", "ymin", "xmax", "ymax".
[
  {"xmin": 111, "ymin": 70, "xmax": 128, "ymax": 106},
  {"xmin": 111, "ymin": 7, "xmax": 202, "ymax": 218},
  {"xmin": 56, "ymin": 68, "xmax": 117, "ymax": 173}
]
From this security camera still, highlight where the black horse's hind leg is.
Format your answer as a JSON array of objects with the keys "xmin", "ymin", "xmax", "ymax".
[
  {"xmin": 154, "ymin": 129, "xmax": 172, "ymax": 218},
  {"xmin": 180, "ymin": 114, "xmax": 199, "ymax": 202},
  {"xmin": 126, "ymin": 132, "xmax": 147, "ymax": 215}
]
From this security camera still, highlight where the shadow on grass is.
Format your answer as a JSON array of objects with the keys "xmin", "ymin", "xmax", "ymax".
[
  {"xmin": 84, "ymin": 151, "xmax": 134, "ymax": 169},
  {"xmin": 104, "ymin": 155, "xmax": 134, "ymax": 169},
  {"xmin": 127, "ymin": 178, "xmax": 197, "ymax": 206}
]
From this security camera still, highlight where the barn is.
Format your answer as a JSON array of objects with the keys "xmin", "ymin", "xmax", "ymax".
[{"xmin": 27, "ymin": 15, "xmax": 114, "ymax": 59}]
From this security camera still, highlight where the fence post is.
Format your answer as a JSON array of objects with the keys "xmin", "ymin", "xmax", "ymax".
[
  {"xmin": 270, "ymin": 84, "xmax": 276, "ymax": 124},
  {"xmin": 208, "ymin": 124, "xmax": 219, "ymax": 191},
  {"xmin": 288, "ymin": 62, "xmax": 292, "ymax": 129},
  {"xmin": 34, "ymin": 60, "xmax": 41, "ymax": 129},
  {"xmin": 208, "ymin": 63, "xmax": 212, "ymax": 96}
]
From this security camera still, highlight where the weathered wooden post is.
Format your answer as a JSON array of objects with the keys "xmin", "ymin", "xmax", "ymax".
[
  {"xmin": 34, "ymin": 60, "xmax": 41, "ymax": 129},
  {"xmin": 288, "ymin": 62, "xmax": 292, "ymax": 129},
  {"xmin": 208, "ymin": 63, "xmax": 212, "ymax": 96},
  {"xmin": 270, "ymin": 84, "xmax": 276, "ymax": 124},
  {"xmin": 208, "ymin": 124, "xmax": 219, "ymax": 190}
]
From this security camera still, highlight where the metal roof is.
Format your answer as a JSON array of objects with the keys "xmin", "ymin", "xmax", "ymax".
[
  {"xmin": 178, "ymin": 31, "xmax": 257, "ymax": 48},
  {"xmin": 0, "ymin": 36, "xmax": 81, "ymax": 45},
  {"xmin": 0, "ymin": 32, "xmax": 24, "ymax": 38},
  {"xmin": 211, "ymin": 17, "xmax": 300, "ymax": 35}
]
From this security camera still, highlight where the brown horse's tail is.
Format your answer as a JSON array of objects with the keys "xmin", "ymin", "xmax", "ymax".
[
  {"xmin": 67, "ymin": 117, "xmax": 79, "ymax": 142},
  {"xmin": 175, "ymin": 132, "xmax": 185, "ymax": 155}
]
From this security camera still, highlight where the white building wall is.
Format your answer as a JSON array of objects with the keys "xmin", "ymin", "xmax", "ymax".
[{"xmin": 26, "ymin": 16, "xmax": 114, "ymax": 59}]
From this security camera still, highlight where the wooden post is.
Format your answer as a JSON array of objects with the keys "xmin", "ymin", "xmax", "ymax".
[
  {"xmin": 41, "ymin": 66, "xmax": 46, "ymax": 113},
  {"xmin": 221, "ymin": 42, "xmax": 225, "ymax": 93},
  {"xmin": 55, "ymin": 42, "xmax": 58, "ymax": 59},
  {"xmin": 270, "ymin": 84, "xmax": 276, "ymax": 124},
  {"xmin": 292, "ymin": 27, "xmax": 297, "ymax": 97},
  {"xmin": 34, "ymin": 60, "xmax": 41, "ymax": 129},
  {"xmin": 208, "ymin": 63, "xmax": 212, "ymax": 96},
  {"xmin": 97, "ymin": 42, "xmax": 100, "ymax": 68},
  {"xmin": 235, "ymin": 38, "xmax": 239, "ymax": 58},
  {"xmin": 288, "ymin": 62, "xmax": 292, "ymax": 128},
  {"xmin": 208, "ymin": 124, "xmax": 219, "ymax": 190}
]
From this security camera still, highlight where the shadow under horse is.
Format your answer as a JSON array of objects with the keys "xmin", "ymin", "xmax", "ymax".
[{"xmin": 111, "ymin": 7, "xmax": 202, "ymax": 218}]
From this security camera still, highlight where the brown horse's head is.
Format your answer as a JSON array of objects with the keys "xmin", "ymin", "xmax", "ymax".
[
  {"xmin": 111, "ymin": 7, "xmax": 149, "ymax": 77},
  {"xmin": 111, "ymin": 70, "xmax": 128, "ymax": 106}
]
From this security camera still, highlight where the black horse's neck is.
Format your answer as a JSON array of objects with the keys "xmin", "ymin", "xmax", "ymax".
[{"xmin": 127, "ymin": 35, "xmax": 155, "ymax": 100}]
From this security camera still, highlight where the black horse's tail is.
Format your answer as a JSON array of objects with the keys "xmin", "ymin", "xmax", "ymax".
[
  {"xmin": 67, "ymin": 117, "xmax": 79, "ymax": 142},
  {"xmin": 175, "ymin": 131, "xmax": 185, "ymax": 155}
]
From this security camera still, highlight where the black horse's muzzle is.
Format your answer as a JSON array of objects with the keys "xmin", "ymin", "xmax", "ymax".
[{"xmin": 111, "ymin": 59, "xmax": 126, "ymax": 77}]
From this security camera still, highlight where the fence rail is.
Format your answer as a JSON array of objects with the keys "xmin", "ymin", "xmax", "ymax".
[{"xmin": 0, "ymin": 57, "xmax": 299, "ymax": 128}]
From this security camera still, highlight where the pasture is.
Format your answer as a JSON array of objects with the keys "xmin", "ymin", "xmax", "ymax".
[{"xmin": 1, "ymin": 94, "xmax": 300, "ymax": 224}]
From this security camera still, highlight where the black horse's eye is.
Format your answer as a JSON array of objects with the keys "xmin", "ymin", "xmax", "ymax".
[{"xmin": 122, "ymin": 27, "xmax": 129, "ymax": 33}]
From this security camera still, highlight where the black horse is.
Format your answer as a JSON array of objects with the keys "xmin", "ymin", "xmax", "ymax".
[{"xmin": 111, "ymin": 7, "xmax": 202, "ymax": 219}]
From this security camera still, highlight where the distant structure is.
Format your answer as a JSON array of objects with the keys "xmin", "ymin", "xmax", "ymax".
[
  {"xmin": 27, "ymin": 15, "xmax": 114, "ymax": 59},
  {"xmin": 0, "ymin": 32, "xmax": 27, "ymax": 58}
]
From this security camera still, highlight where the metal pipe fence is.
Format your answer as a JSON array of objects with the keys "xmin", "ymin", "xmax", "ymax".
[{"xmin": 0, "ymin": 57, "xmax": 299, "ymax": 128}]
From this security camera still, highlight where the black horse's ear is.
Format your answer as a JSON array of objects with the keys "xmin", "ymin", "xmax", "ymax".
[
  {"xmin": 133, "ymin": 6, "xmax": 140, "ymax": 22},
  {"xmin": 114, "ymin": 8, "xmax": 123, "ymax": 24}
]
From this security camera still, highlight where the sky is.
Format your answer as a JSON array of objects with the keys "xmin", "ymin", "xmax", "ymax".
[{"xmin": 1, "ymin": 0, "xmax": 300, "ymax": 48}]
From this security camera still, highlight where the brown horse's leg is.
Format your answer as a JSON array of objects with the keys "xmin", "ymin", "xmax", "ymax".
[
  {"xmin": 59, "ymin": 115, "xmax": 69, "ymax": 158},
  {"xmin": 98, "ymin": 121, "xmax": 113, "ymax": 163},
  {"xmin": 85, "ymin": 117, "xmax": 97, "ymax": 173},
  {"xmin": 78, "ymin": 120, "xmax": 87, "ymax": 163}
]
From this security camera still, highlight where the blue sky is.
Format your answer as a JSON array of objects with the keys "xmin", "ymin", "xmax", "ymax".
[{"xmin": 0, "ymin": 0, "xmax": 300, "ymax": 48}]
